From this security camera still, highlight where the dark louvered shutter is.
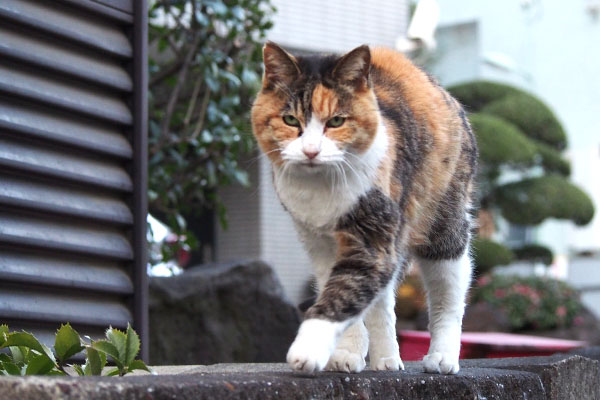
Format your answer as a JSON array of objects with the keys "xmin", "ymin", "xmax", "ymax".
[{"xmin": 0, "ymin": 0, "xmax": 148, "ymax": 359}]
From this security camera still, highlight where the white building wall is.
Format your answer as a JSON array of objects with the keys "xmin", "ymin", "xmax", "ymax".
[{"xmin": 269, "ymin": 0, "xmax": 409, "ymax": 52}]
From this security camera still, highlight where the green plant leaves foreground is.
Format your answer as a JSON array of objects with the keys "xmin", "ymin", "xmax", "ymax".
[{"xmin": 0, "ymin": 323, "xmax": 151, "ymax": 376}]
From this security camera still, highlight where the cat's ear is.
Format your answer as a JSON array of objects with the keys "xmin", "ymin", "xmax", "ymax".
[
  {"xmin": 262, "ymin": 41, "xmax": 300, "ymax": 88},
  {"xmin": 332, "ymin": 45, "xmax": 371, "ymax": 88}
]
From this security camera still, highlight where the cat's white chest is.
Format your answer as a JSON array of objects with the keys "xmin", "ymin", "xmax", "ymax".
[{"xmin": 275, "ymin": 175, "xmax": 364, "ymax": 229}]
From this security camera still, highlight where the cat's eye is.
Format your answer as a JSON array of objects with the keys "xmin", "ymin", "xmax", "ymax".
[
  {"xmin": 326, "ymin": 116, "xmax": 346, "ymax": 128},
  {"xmin": 283, "ymin": 115, "xmax": 300, "ymax": 127}
]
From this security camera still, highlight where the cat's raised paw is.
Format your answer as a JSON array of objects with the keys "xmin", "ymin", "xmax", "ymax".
[
  {"xmin": 372, "ymin": 355, "xmax": 405, "ymax": 371},
  {"xmin": 422, "ymin": 352, "xmax": 460, "ymax": 375},
  {"xmin": 325, "ymin": 349, "xmax": 366, "ymax": 373}
]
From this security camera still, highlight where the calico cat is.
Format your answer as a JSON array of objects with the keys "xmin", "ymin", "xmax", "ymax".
[{"xmin": 251, "ymin": 42, "xmax": 478, "ymax": 374}]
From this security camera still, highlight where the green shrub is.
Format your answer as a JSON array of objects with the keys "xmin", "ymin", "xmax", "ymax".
[
  {"xmin": 472, "ymin": 237, "xmax": 514, "ymax": 274},
  {"xmin": 513, "ymin": 244, "xmax": 554, "ymax": 266},
  {"xmin": 471, "ymin": 274, "xmax": 582, "ymax": 330},
  {"xmin": 0, "ymin": 323, "xmax": 149, "ymax": 376},
  {"xmin": 469, "ymin": 113, "xmax": 537, "ymax": 167},
  {"xmin": 148, "ymin": 0, "xmax": 274, "ymax": 243},
  {"xmin": 497, "ymin": 175, "xmax": 595, "ymax": 226},
  {"xmin": 448, "ymin": 81, "xmax": 522, "ymax": 111},
  {"xmin": 482, "ymin": 94, "xmax": 567, "ymax": 150},
  {"xmin": 535, "ymin": 141, "xmax": 571, "ymax": 176}
]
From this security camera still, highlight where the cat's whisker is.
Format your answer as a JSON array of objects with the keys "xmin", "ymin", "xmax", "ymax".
[
  {"xmin": 326, "ymin": 165, "xmax": 338, "ymax": 211},
  {"xmin": 340, "ymin": 159, "xmax": 365, "ymax": 191},
  {"xmin": 247, "ymin": 148, "xmax": 282, "ymax": 168}
]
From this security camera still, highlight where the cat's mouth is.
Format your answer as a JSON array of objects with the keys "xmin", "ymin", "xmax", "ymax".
[{"xmin": 297, "ymin": 159, "xmax": 327, "ymax": 172}]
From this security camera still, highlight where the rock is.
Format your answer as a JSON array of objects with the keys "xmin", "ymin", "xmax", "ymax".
[
  {"xmin": 462, "ymin": 302, "xmax": 512, "ymax": 332},
  {"xmin": 2, "ymin": 354, "xmax": 599, "ymax": 399},
  {"xmin": 149, "ymin": 260, "xmax": 301, "ymax": 365},
  {"xmin": 462, "ymin": 353, "xmax": 600, "ymax": 400}
]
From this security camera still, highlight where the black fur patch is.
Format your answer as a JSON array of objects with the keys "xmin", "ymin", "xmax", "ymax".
[{"xmin": 306, "ymin": 189, "xmax": 403, "ymax": 321}]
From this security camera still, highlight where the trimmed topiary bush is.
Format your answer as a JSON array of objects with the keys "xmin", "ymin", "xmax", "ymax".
[
  {"xmin": 482, "ymin": 94, "xmax": 567, "ymax": 150},
  {"xmin": 472, "ymin": 237, "xmax": 514, "ymax": 275},
  {"xmin": 448, "ymin": 81, "xmax": 522, "ymax": 111},
  {"xmin": 446, "ymin": 80, "xmax": 593, "ymax": 274},
  {"xmin": 513, "ymin": 244, "xmax": 554, "ymax": 266},
  {"xmin": 535, "ymin": 141, "xmax": 571, "ymax": 176},
  {"xmin": 469, "ymin": 113, "xmax": 537, "ymax": 167},
  {"xmin": 497, "ymin": 175, "xmax": 595, "ymax": 226}
]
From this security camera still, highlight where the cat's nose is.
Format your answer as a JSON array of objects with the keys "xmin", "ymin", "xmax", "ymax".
[{"xmin": 303, "ymin": 148, "xmax": 320, "ymax": 160}]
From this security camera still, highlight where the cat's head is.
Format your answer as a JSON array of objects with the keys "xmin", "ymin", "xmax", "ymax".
[{"xmin": 251, "ymin": 42, "xmax": 380, "ymax": 174}]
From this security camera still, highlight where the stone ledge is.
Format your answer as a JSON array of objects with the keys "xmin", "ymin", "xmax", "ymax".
[{"xmin": 1, "ymin": 352, "xmax": 598, "ymax": 400}]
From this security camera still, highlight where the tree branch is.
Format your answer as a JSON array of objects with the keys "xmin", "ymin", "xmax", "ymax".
[{"xmin": 156, "ymin": 31, "xmax": 203, "ymax": 149}]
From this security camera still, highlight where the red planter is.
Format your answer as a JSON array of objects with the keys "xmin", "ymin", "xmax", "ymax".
[{"xmin": 398, "ymin": 330, "xmax": 587, "ymax": 361}]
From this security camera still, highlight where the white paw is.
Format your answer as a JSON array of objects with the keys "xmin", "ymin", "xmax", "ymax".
[
  {"xmin": 286, "ymin": 319, "xmax": 341, "ymax": 373},
  {"xmin": 422, "ymin": 351, "xmax": 460, "ymax": 374},
  {"xmin": 325, "ymin": 349, "xmax": 366, "ymax": 373},
  {"xmin": 372, "ymin": 355, "xmax": 405, "ymax": 371},
  {"xmin": 286, "ymin": 338, "xmax": 331, "ymax": 373}
]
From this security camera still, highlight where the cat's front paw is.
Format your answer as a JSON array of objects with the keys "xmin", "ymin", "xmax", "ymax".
[
  {"xmin": 422, "ymin": 351, "xmax": 460, "ymax": 374},
  {"xmin": 325, "ymin": 349, "xmax": 366, "ymax": 373},
  {"xmin": 287, "ymin": 319, "xmax": 339, "ymax": 373},
  {"xmin": 286, "ymin": 338, "xmax": 331, "ymax": 373},
  {"xmin": 372, "ymin": 355, "xmax": 405, "ymax": 371}
]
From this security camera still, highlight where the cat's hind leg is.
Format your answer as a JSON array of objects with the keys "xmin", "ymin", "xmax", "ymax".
[
  {"xmin": 416, "ymin": 248, "xmax": 471, "ymax": 374},
  {"xmin": 413, "ymin": 202, "xmax": 473, "ymax": 376}
]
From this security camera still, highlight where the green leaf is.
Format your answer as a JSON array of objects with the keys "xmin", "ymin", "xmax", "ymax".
[
  {"xmin": 3, "ymin": 332, "xmax": 56, "ymax": 365},
  {"xmin": 0, "ymin": 324, "xmax": 8, "ymax": 346},
  {"xmin": 9, "ymin": 346, "xmax": 25, "ymax": 364},
  {"xmin": 127, "ymin": 360, "xmax": 151, "ymax": 374},
  {"xmin": 105, "ymin": 367, "xmax": 120, "ymax": 376},
  {"xmin": 1, "ymin": 361, "xmax": 21, "ymax": 375},
  {"xmin": 92, "ymin": 340, "xmax": 123, "ymax": 369},
  {"xmin": 84, "ymin": 347, "xmax": 105, "ymax": 376},
  {"xmin": 105, "ymin": 327, "xmax": 127, "ymax": 365},
  {"xmin": 25, "ymin": 353, "xmax": 55, "ymax": 375},
  {"xmin": 72, "ymin": 364, "xmax": 85, "ymax": 376},
  {"xmin": 54, "ymin": 324, "xmax": 84, "ymax": 364},
  {"xmin": 124, "ymin": 324, "xmax": 140, "ymax": 366},
  {"xmin": 0, "ymin": 353, "xmax": 11, "ymax": 363}
]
